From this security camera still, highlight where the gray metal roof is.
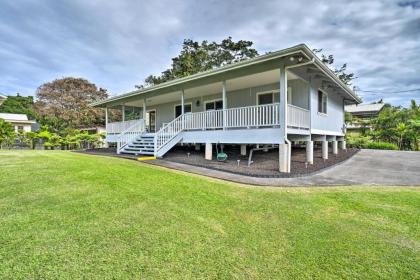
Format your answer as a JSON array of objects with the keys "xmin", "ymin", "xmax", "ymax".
[
  {"xmin": 345, "ymin": 103, "xmax": 385, "ymax": 113},
  {"xmin": 92, "ymin": 44, "xmax": 361, "ymax": 107}
]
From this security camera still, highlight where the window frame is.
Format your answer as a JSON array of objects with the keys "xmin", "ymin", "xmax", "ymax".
[
  {"xmin": 317, "ymin": 89, "xmax": 328, "ymax": 115},
  {"xmin": 203, "ymin": 99, "xmax": 223, "ymax": 111},
  {"xmin": 174, "ymin": 103, "xmax": 192, "ymax": 118}
]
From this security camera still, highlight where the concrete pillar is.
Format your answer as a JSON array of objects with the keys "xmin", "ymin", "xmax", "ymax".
[
  {"xmin": 240, "ymin": 144, "xmax": 247, "ymax": 156},
  {"xmin": 306, "ymin": 141, "xmax": 314, "ymax": 164},
  {"xmin": 205, "ymin": 143, "xmax": 212, "ymax": 160},
  {"xmin": 195, "ymin": 143, "xmax": 200, "ymax": 151},
  {"xmin": 279, "ymin": 143, "xmax": 290, "ymax": 173},
  {"xmin": 339, "ymin": 140, "xmax": 346, "ymax": 150},
  {"xmin": 332, "ymin": 140, "xmax": 338, "ymax": 155},
  {"xmin": 322, "ymin": 141, "xmax": 328, "ymax": 160}
]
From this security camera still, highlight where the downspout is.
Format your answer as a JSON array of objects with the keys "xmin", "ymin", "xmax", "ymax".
[{"xmin": 283, "ymin": 58, "xmax": 315, "ymax": 172}]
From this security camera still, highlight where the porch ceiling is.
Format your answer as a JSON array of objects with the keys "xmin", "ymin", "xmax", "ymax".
[{"xmin": 124, "ymin": 70, "xmax": 299, "ymax": 107}]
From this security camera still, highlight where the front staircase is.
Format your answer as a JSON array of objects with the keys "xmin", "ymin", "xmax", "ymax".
[{"xmin": 120, "ymin": 133, "xmax": 155, "ymax": 155}]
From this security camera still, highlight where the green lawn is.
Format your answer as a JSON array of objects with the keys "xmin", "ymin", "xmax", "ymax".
[{"xmin": 0, "ymin": 151, "xmax": 419, "ymax": 279}]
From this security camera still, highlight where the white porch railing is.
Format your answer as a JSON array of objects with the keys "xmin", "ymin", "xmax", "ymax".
[
  {"xmin": 183, "ymin": 103, "xmax": 280, "ymax": 130},
  {"xmin": 155, "ymin": 114, "xmax": 184, "ymax": 151},
  {"xmin": 107, "ymin": 119, "xmax": 143, "ymax": 134},
  {"xmin": 116, "ymin": 119, "xmax": 146, "ymax": 154},
  {"xmin": 287, "ymin": 104, "xmax": 310, "ymax": 130}
]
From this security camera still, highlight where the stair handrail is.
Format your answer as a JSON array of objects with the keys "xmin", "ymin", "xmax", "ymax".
[
  {"xmin": 154, "ymin": 114, "xmax": 184, "ymax": 154},
  {"xmin": 117, "ymin": 119, "xmax": 146, "ymax": 154}
]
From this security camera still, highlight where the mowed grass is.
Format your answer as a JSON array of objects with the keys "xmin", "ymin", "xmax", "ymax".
[{"xmin": 0, "ymin": 151, "xmax": 419, "ymax": 279}]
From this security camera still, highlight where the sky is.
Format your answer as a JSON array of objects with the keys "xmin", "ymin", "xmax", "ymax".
[{"xmin": 0, "ymin": 0, "xmax": 419, "ymax": 106}]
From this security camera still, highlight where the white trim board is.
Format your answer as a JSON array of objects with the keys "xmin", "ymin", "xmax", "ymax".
[{"xmin": 311, "ymin": 128, "xmax": 344, "ymax": 136}]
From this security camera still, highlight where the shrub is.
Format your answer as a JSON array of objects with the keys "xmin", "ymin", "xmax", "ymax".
[
  {"xmin": 346, "ymin": 134, "xmax": 371, "ymax": 149},
  {"xmin": 366, "ymin": 142, "xmax": 398, "ymax": 150}
]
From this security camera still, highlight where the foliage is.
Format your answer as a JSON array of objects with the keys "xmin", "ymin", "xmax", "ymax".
[
  {"xmin": 313, "ymin": 49, "xmax": 356, "ymax": 85},
  {"xmin": 0, "ymin": 151, "xmax": 419, "ymax": 279},
  {"xmin": 366, "ymin": 141, "xmax": 398, "ymax": 150},
  {"xmin": 0, "ymin": 118, "xmax": 15, "ymax": 148},
  {"xmin": 35, "ymin": 77, "xmax": 108, "ymax": 130},
  {"xmin": 347, "ymin": 100, "xmax": 419, "ymax": 151},
  {"xmin": 346, "ymin": 134, "xmax": 371, "ymax": 149},
  {"xmin": 138, "ymin": 37, "xmax": 259, "ymax": 87},
  {"xmin": 0, "ymin": 94, "xmax": 37, "ymax": 120}
]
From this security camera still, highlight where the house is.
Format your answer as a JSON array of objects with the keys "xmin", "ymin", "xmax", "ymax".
[
  {"xmin": 0, "ymin": 94, "xmax": 6, "ymax": 105},
  {"xmin": 92, "ymin": 44, "xmax": 361, "ymax": 173},
  {"xmin": 345, "ymin": 102, "xmax": 385, "ymax": 119},
  {"xmin": 0, "ymin": 113, "xmax": 36, "ymax": 132},
  {"xmin": 345, "ymin": 102, "xmax": 385, "ymax": 132}
]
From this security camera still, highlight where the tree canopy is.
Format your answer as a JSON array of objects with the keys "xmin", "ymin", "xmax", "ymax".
[
  {"xmin": 313, "ymin": 49, "xmax": 356, "ymax": 86},
  {"xmin": 0, "ymin": 94, "xmax": 37, "ymax": 119},
  {"xmin": 137, "ymin": 37, "xmax": 259, "ymax": 88},
  {"xmin": 35, "ymin": 77, "xmax": 108, "ymax": 130}
]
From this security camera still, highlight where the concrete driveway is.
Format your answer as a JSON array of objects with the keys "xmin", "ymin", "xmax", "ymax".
[{"xmin": 153, "ymin": 149, "xmax": 420, "ymax": 186}]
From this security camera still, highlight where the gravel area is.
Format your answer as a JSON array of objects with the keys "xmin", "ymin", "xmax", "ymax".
[{"xmin": 84, "ymin": 145, "xmax": 359, "ymax": 178}]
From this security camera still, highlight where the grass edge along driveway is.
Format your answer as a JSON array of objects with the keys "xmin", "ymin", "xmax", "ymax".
[{"xmin": 0, "ymin": 150, "xmax": 419, "ymax": 279}]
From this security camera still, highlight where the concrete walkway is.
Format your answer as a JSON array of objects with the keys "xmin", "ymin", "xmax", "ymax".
[{"xmin": 150, "ymin": 150, "xmax": 420, "ymax": 186}]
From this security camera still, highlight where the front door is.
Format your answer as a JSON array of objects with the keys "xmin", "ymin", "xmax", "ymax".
[{"xmin": 147, "ymin": 110, "xmax": 156, "ymax": 132}]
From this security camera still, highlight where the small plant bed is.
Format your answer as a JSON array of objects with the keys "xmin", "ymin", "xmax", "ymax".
[{"xmin": 156, "ymin": 145, "xmax": 359, "ymax": 177}]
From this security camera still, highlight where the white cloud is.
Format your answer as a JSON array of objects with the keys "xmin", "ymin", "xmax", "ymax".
[{"xmin": 0, "ymin": 0, "xmax": 419, "ymax": 106}]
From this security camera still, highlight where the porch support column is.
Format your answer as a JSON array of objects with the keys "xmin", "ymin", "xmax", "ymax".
[
  {"xmin": 332, "ymin": 140, "xmax": 338, "ymax": 155},
  {"xmin": 306, "ymin": 140, "xmax": 314, "ymax": 164},
  {"xmin": 339, "ymin": 140, "xmax": 346, "ymax": 150},
  {"xmin": 143, "ymin": 98, "xmax": 147, "ymax": 120},
  {"xmin": 121, "ymin": 105, "xmax": 125, "ymax": 122},
  {"xmin": 279, "ymin": 63, "xmax": 290, "ymax": 173},
  {"xmin": 322, "ymin": 140, "xmax": 328, "ymax": 160},
  {"xmin": 181, "ymin": 89, "xmax": 185, "ymax": 115},
  {"xmin": 222, "ymin": 80, "xmax": 227, "ymax": 130},
  {"xmin": 105, "ymin": 107, "xmax": 108, "ymax": 131}
]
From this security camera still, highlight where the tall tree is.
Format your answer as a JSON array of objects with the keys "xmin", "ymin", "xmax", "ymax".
[
  {"xmin": 35, "ymin": 77, "xmax": 108, "ymax": 130},
  {"xmin": 137, "ymin": 37, "xmax": 259, "ymax": 88},
  {"xmin": 313, "ymin": 49, "xmax": 356, "ymax": 85},
  {"xmin": 0, "ymin": 94, "xmax": 37, "ymax": 119}
]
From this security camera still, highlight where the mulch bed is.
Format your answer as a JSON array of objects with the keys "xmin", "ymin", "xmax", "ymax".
[{"xmin": 83, "ymin": 145, "xmax": 359, "ymax": 178}]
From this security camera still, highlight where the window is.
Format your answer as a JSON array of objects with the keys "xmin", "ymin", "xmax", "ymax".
[
  {"xmin": 17, "ymin": 125, "xmax": 24, "ymax": 131},
  {"xmin": 205, "ymin": 100, "xmax": 223, "ymax": 111},
  {"xmin": 175, "ymin": 104, "xmax": 192, "ymax": 118},
  {"xmin": 318, "ymin": 90, "xmax": 327, "ymax": 114},
  {"xmin": 257, "ymin": 93, "xmax": 273, "ymax": 105}
]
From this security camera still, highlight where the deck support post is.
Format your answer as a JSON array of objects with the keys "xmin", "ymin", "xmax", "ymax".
[
  {"xmin": 240, "ymin": 144, "xmax": 246, "ymax": 156},
  {"xmin": 222, "ymin": 80, "xmax": 227, "ymax": 130},
  {"xmin": 339, "ymin": 140, "xmax": 346, "ymax": 150},
  {"xmin": 205, "ymin": 143, "xmax": 212, "ymax": 160},
  {"xmin": 181, "ymin": 89, "xmax": 185, "ymax": 115},
  {"xmin": 306, "ymin": 140, "xmax": 314, "ymax": 164},
  {"xmin": 122, "ymin": 105, "xmax": 125, "ymax": 122},
  {"xmin": 279, "ymin": 143, "xmax": 290, "ymax": 173},
  {"xmin": 332, "ymin": 140, "xmax": 338, "ymax": 155},
  {"xmin": 322, "ymin": 140, "xmax": 328, "ymax": 160},
  {"xmin": 195, "ymin": 143, "xmax": 201, "ymax": 151}
]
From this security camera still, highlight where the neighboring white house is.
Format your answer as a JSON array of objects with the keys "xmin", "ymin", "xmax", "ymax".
[
  {"xmin": 0, "ymin": 113, "xmax": 36, "ymax": 132},
  {"xmin": 345, "ymin": 103, "xmax": 386, "ymax": 131},
  {"xmin": 92, "ymin": 44, "xmax": 361, "ymax": 173},
  {"xmin": 0, "ymin": 94, "xmax": 6, "ymax": 105}
]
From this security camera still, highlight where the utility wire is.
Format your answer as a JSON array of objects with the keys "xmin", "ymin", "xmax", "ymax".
[{"xmin": 356, "ymin": 88, "xmax": 420, "ymax": 94}]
